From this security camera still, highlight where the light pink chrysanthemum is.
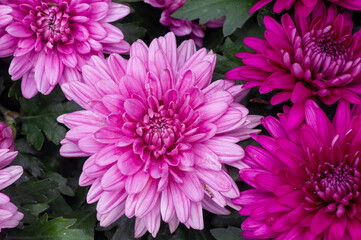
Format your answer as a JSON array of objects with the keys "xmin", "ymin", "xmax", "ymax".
[
  {"xmin": 250, "ymin": 0, "xmax": 361, "ymax": 16},
  {"xmin": 58, "ymin": 32, "xmax": 261, "ymax": 237},
  {"xmin": 0, "ymin": 0, "xmax": 130, "ymax": 98},
  {"xmin": 0, "ymin": 122, "xmax": 23, "ymax": 231},
  {"xmin": 234, "ymin": 100, "xmax": 361, "ymax": 239},
  {"xmin": 227, "ymin": 1, "xmax": 361, "ymax": 129},
  {"xmin": 144, "ymin": 0, "xmax": 224, "ymax": 46}
]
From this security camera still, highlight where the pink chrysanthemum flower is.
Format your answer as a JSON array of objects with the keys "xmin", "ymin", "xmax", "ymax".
[
  {"xmin": 234, "ymin": 100, "xmax": 361, "ymax": 239},
  {"xmin": 0, "ymin": 122, "xmax": 23, "ymax": 230},
  {"xmin": 144, "ymin": 0, "xmax": 223, "ymax": 46},
  {"xmin": 227, "ymin": 1, "xmax": 361, "ymax": 129},
  {"xmin": 58, "ymin": 32, "xmax": 261, "ymax": 237},
  {"xmin": 0, "ymin": 0, "xmax": 130, "ymax": 99},
  {"xmin": 0, "ymin": 122, "xmax": 14, "ymax": 151},
  {"xmin": 250, "ymin": 0, "xmax": 361, "ymax": 16}
]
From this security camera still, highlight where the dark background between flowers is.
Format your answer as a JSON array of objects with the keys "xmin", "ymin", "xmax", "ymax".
[{"xmin": 0, "ymin": 0, "xmax": 360, "ymax": 239}]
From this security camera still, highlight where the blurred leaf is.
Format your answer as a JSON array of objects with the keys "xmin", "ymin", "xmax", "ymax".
[
  {"xmin": 239, "ymin": 138, "xmax": 260, "ymax": 151},
  {"xmin": 13, "ymin": 152, "xmax": 44, "ymax": 178},
  {"xmin": 8, "ymin": 81, "xmax": 21, "ymax": 99},
  {"xmin": 172, "ymin": 0, "xmax": 257, "ymax": 36},
  {"xmin": 4, "ymin": 179, "xmax": 59, "ymax": 206},
  {"xmin": 210, "ymin": 226, "xmax": 244, "ymax": 240},
  {"xmin": 69, "ymin": 207, "xmax": 96, "ymax": 239},
  {"xmin": 211, "ymin": 211, "xmax": 246, "ymax": 228},
  {"xmin": 48, "ymin": 195, "xmax": 73, "ymax": 217},
  {"xmin": 227, "ymin": 166, "xmax": 240, "ymax": 181},
  {"xmin": 115, "ymin": 22, "xmax": 147, "ymax": 43},
  {"xmin": 213, "ymin": 38, "xmax": 244, "ymax": 80},
  {"xmin": 222, "ymin": 38, "xmax": 244, "ymax": 62},
  {"xmin": 13, "ymin": 214, "xmax": 92, "ymax": 240},
  {"xmin": 13, "ymin": 139, "xmax": 45, "ymax": 179},
  {"xmin": 22, "ymin": 203, "xmax": 49, "ymax": 217},
  {"xmin": 45, "ymin": 172, "xmax": 74, "ymax": 197},
  {"xmin": 126, "ymin": 2, "xmax": 168, "ymax": 40},
  {"xmin": 203, "ymin": 28, "xmax": 224, "ymax": 51},
  {"xmin": 231, "ymin": 19, "xmax": 265, "ymax": 50},
  {"xmin": 21, "ymin": 121, "xmax": 44, "ymax": 150},
  {"xmin": 72, "ymin": 183, "xmax": 88, "ymax": 209},
  {"xmin": 19, "ymin": 88, "xmax": 81, "ymax": 150},
  {"xmin": 14, "ymin": 138, "xmax": 37, "ymax": 154},
  {"xmin": 256, "ymin": 4, "xmax": 276, "ymax": 26},
  {"xmin": 109, "ymin": 216, "xmax": 134, "ymax": 240}
]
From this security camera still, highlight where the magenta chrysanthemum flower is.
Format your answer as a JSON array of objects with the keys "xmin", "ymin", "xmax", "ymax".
[
  {"xmin": 0, "ymin": 0, "xmax": 130, "ymax": 98},
  {"xmin": 58, "ymin": 32, "xmax": 261, "ymax": 237},
  {"xmin": 250, "ymin": 0, "xmax": 361, "ymax": 16},
  {"xmin": 0, "ymin": 122, "xmax": 23, "ymax": 230},
  {"xmin": 227, "ymin": 1, "xmax": 361, "ymax": 129},
  {"xmin": 144, "ymin": 0, "xmax": 223, "ymax": 46},
  {"xmin": 233, "ymin": 100, "xmax": 361, "ymax": 239}
]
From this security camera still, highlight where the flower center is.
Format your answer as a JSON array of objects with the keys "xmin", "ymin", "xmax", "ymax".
[
  {"xmin": 307, "ymin": 162, "xmax": 361, "ymax": 217},
  {"xmin": 309, "ymin": 32, "xmax": 347, "ymax": 59},
  {"xmin": 31, "ymin": 2, "xmax": 71, "ymax": 48},
  {"xmin": 301, "ymin": 26, "xmax": 351, "ymax": 79},
  {"xmin": 136, "ymin": 104, "xmax": 185, "ymax": 159}
]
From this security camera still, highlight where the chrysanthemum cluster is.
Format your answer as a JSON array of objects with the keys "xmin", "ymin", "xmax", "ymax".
[
  {"xmin": 58, "ymin": 32, "xmax": 261, "ymax": 237},
  {"xmin": 227, "ymin": 1, "xmax": 361, "ymax": 129},
  {"xmin": 224, "ymin": 1, "xmax": 361, "ymax": 239},
  {"xmin": 2, "ymin": 0, "xmax": 361, "ymax": 238},
  {"xmin": 234, "ymin": 100, "xmax": 361, "ymax": 239},
  {"xmin": 250, "ymin": 0, "xmax": 361, "ymax": 16},
  {"xmin": 144, "ymin": 0, "xmax": 224, "ymax": 46},
  {"xmin": 0, "ymin": 122, "xmax": 23, "ymax": 231},
  {"xmin": 0, "ymin": 0, "xmax": 130, "ymax": 98}
]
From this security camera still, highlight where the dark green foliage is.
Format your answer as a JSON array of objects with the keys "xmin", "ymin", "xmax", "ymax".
[
  {"xmin": 13, "ymin": 214, "xmax": 92, "ymax": 240},
  {"xmin": 19, "ymin": 88, "xmax": 81, "ymax": 150},
  {"xmin": 211, "ymin": 227, "xmax": 245, "ymax": 240},
  {"xmin": 172, "ymin": 0, "xmax": 258, "ymax": 35}
]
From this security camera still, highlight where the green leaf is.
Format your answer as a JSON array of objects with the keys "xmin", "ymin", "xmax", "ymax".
[
  {"xmin": 19, "ymin": 87, "xmax": 81, "ymax": 150},
  {"xmin": 109, "ymin": 216, "xmax": 134, "ymax": 240},
  {"xmin": 45, "ymin": 172, "xmax": 75, "ymax": 197},
  {"xmin": 203, "ymin": 28, "xmax": 224, "ymax": 51},
  {"xmin": 7, "ymin": 80, "xmax": 21, "ymax": 99},
  {"xmin": 4, "ymin": 179, "xmax": 59, "ymax": 206},
  {"xmin": 15, "ymin": 214, "xmax": 92, "ymax": 240},
  {"xmin": 211, "ymin": 211, "xmax": 246, "ymax": 228},
  {"xmin": 22, "ymin": 203, "xmax": 49, "ymax": 217},
  {"xmin": 21, "ymin": 121, "xmax": 45, "ymax": 151},
  {"xmin": 230, "ymin": 19, "xmax": 266, "ymax": 50},
  {"xmin": 14, "ymin": 138, "xmax": 37, "ymax": 154},
  {"xmin": 125, "ymin": 2, "xmax": 168, "ymax": 39},
  {"xmin": 114, "ymin": 22, "xmax": 147, "ymax": 44},
  {"xmin": 256, "ymin": 4, "xmax": 276, "ymax": 27},
  {"xmin": 213, "ymin": 38, "xmax": 244, "ymax": 81},
  {"xmin": 210, "ymin": 226, "xmax": 245, "ymax": 240},
  {"xmin": 3, "ymin": 178, "xmax": 60, "ymax": 224},
  {"xmin": 68, "ymin": 207, "xmax": 96, "ymax": 239},
  {"xmin": 172, "ymin": 0, "xmax": 257, "ymax": 36},
  {"xmin": 13, "ymin": 152, "xmax": 44, "ymax": 178},
  {"xmin": 48, "ymin": 195, "xmax": 74, "ymax": 217}
]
